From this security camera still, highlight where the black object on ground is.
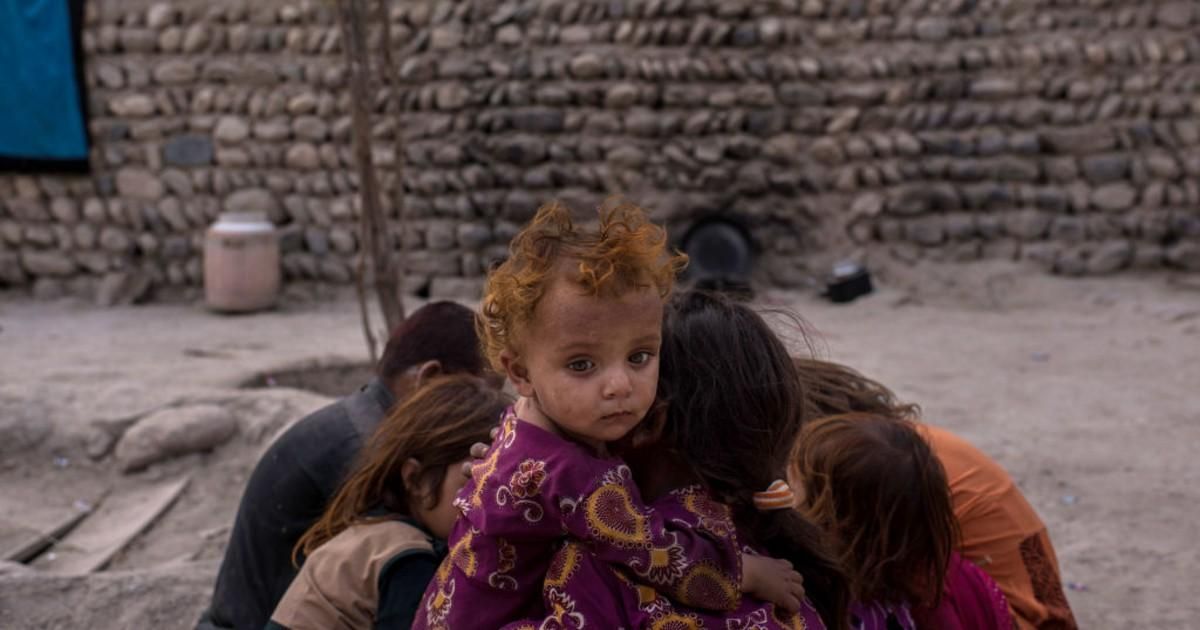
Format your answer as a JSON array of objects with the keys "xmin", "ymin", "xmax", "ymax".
[{"xmin": 824, "ymin": 262, "xmax": 873, "ymax": 303}]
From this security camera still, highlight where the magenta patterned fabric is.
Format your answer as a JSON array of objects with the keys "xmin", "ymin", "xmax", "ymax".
[
  {"xmin": 912, "ymin": 552, "xmax": 1015, "ymax": 630},
  {"xmin": 413, "ymin": 408, "xmax": 745, "ymax": 630},
  {"xmin": 504, "ymin": 484, "xmax": 828, "ymax": 630},
  {"xmin": 849, "ymin": 601, "xmax": 915, "ymax": 630}
]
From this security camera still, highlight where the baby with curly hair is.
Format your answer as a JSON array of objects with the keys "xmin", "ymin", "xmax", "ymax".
[{"xmin": 413, "ymin": 200, "xmax": 806, "ymax": 629}]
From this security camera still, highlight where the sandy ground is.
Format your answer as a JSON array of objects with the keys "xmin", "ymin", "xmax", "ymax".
[{"xmin": 0, "ymin": 261, "xmax": 1197, "ymax": 629}]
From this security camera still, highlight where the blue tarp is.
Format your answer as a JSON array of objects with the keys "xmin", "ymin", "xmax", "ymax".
[{"xmin": 0, "ymin": 0, "xmax": 89, "ymax": 167}]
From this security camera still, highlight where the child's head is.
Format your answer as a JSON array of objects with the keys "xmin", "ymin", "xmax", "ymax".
[
  {"xmin": 658, "ymin": 290, "xmax": 849, "ymax": 629},
  {"xmin": 479, "ymin": 200, "xmax": 686, "ymax": 450},
  {"xmin": 659, "ymin": 291, "xmax": 805, "ymax": 504},
  {"xmin": 377, "ymin": 301, "xmax": 495, "ymax": 397},
  {"xmin": 788, "ymin": 413, "xmax": 958, "ymax": 607},
  {"xmin": 791, "ymin": 357, "xmax": 920, "ymax": 424},
  {"xmin": 296, "ymin": 375, "xmax": 510, "ymax": 560}
]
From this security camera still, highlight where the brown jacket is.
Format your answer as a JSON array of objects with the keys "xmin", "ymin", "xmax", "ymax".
[{"xmin": 271, "ymin": 519, "xmax": 433, "ymax": 630}]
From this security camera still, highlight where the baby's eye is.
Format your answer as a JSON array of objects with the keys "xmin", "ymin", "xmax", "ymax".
[
  {"xmin": 629, "ymin": 351, "xmax": 652, "ymax": 365},
  {"xmin": 567, "ymin": 359, "xmax": 594, "ymax": 372}
]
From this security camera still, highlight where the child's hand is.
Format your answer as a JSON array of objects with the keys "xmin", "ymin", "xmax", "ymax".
[
  {"xmin": 741, "ymin": 553, "xmax": 806, "ymax": 614},
  {"xmin": 462, "ymin": 426, "xmax": 499, "ymax": 477}
]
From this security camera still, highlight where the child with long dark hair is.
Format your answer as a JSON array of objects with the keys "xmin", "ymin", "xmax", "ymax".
[
  {"xmin": 789, "ymin": 413, "xmax": 1013, "ymax": 630},
  {"xmin": 267, "ymin": 375, "xmax": 509, "ymax": 630},
  {"xmin": 653, "ymin": 291, "xmax": 852, "ymax": 629}
]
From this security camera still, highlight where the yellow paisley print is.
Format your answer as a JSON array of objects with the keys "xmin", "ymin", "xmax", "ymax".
[
  {"xmin": 584, "ymin": 482, "xmax": 650, "ymax": 547},
  {"xmin": 649, "ymin": 612, "xmax": 703, "ymax": 629},
  {"xmin": 546, "ymin": 542, "xmax": 583, "ymax": 589},
  {"xmin": 677, "ymin": 562, "xmax": 739, "ymax": 610},
  {"xmin": 445, "ymin": 528, "xmax": 478, "ymax": 579},
  {"xmin": 468, "ymin": 420, "xmax": 513, "ymax": 508},
  {"xmin": 680, "ymin": 487, "xmax": 736, "ymax": 539}
]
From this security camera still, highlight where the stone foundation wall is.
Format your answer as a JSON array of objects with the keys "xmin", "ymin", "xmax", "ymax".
[{"xmin": 1, "ymin": 0, "xmax": 1199, "ymax": 302}]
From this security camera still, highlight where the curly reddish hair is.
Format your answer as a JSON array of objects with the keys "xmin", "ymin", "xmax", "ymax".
[{"xmin": 478, "ymin": 199, "xmax": 687, "ymax": 371}]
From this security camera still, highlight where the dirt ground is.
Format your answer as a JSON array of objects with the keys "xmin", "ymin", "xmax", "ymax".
[{"xmin": 0, "ymin": 261, "xmax": 1197, "ymax": 629}]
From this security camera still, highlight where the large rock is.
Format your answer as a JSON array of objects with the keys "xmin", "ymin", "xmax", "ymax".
[
  {"xmin": 569, "ymin": 53, "xmax": 604, "ymax": 79},
  {"xmin": 109, "ymin": 94, "xmax": 156, "ymax": 117},
  {"xmin": 162, "ymin": 134, "xmax": 213, "ymax": 166},
  {"xmin": 456, "ymin": 223, "xmax": 492, "ymax": 249},
  {"xmin": 1156, "ymin": 2, "xmax": 1195, "ymax": 28},
  {"xmin": 1091, "ymin": 183, "xmax": 1138, "ymax": 211},
  {"xmin": 970, "ymin": 77, "xmax": 1019, "ymax": 99},
  {"xmin": 1004, "ymin": 209, "xmax": 1052, "ymax": 240},
  {"xmin": 435, "ymin": 84, "xmax": 469, "ymax": 110},
  {"xmin": 7, "ymin": 199, "xmax": 48, "ymax": 222},
  {"xmin": 914, "ymin": 17, "xmax": 952, "ymax": 41},
  {"xmin": 1145, "ymin": 152, "xmax": 1181, "ymax": 179},
  {"xmin": 424, "ymin": 221, "xmax": 456, "ymax": 250},
  {"xmin": 318, "ymin": 257, "xmax": 352, "ymax": 283},
  {"xmin": 1081, "ymin": 154, "xmax": 1130, "ymax": 184},
  {"xmin": 49, "ymin": 198, "xmax": 79, "ymax": 223},
  {"xmin": 1042, "ymin": 127, "xmax": 1116, "ymax": 154},
  {"xmin": 907, "ymin": 216, "xmax": 946, "ymax": 246},
  {"xmin": 0, "ymin": 393, "xmax": 53, "ymax": 456},
  {"xmin": 99, "ymin": 227, "xmax": 133, "ymax": 253},
  {"xmin": 1088, "ymin": 240, "xmax": 1133, "ymax": 274},
  {"xmin": 285, "ymin": 143, "xmax": 320, "ymax": 169},
  {"xmin": 889, "ymin": 184, "xmax": 960, "ymax": 215},
  {"xmin": 605, "ymin": 83, "xmax": 639, "ymax": 109},
  {"xmin": 0, "ymin": 251, "xmax": 27, "ymax": 285},
  {"xmin": 152, "ymin": 59, "xmax": 196, "ymax": 84},
  {"xmin": 214, "ymin": 116, "xmax": 250, "ymax": 144},
  {"xmin": 115, "ymin": 168, "xmax": 165, "ymax": 200},
  {"xmin": 1166, "ymin": 242, "xmax": 1200, "ymax": 270},
  {"xmin": 254, "ymin": 119, "xmax": 291, "ymax": 141},
  {"xmin": 146, "ymin": 2, "xmax": 176, "ymax": 28},
  {"xmin": 292, "ymin": 116, "xmax": 328, "ymax": 141},
  {"xmin": 20, "ymin": 250, "xmax": 76, "ymax": 276},
  {"xmin": 160, "ymin": 170, "xmax": 193, "ymax": 196},
  {"xmin": 430, "ymin": 24, "xmax": 464, "ymax": 49},
  {"xmin": 225, "ymin": 189, "xmax": 278, "ymax": 215},
  {"xmin": 328, "ymin": 227, "xmax": 356, "ymax": 254},
  {"xmin": 114, "ymin": 404, "xmax": 238, "ymax": 472}
]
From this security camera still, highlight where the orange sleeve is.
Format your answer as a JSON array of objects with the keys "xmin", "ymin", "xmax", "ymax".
[{"xmin": 922, "ymin": 425, "xmax": 1077, "ymax": 630}]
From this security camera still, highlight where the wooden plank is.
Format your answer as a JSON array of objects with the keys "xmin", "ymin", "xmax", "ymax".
[
  {"xmin": 0, "ymin": 499, "xmax": 97, "ymax": 563},
  {"xmin": 32, "ymin": 475, "xmax": 190, "ymax": 575},
  {"xmin": 0, "ymin": 519, "xmax": 41, "ymax": 558}
]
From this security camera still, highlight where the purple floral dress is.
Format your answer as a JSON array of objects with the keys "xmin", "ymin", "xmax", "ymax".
[
  {"xmin": 850, "ymin": 601, "xmax": 915, "ymax": 630},
  {"xmin": 413, "ymin": 409, "xmax": 745, "ymax": 630},
  {"xmin": 506, "ymin": 484, "xmax": 829, "ymax": 630}
]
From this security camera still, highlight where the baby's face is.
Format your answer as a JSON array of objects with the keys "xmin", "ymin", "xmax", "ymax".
[{"xmin": 513, "ymin": 277, "xmax": 664, "ymax": 451}]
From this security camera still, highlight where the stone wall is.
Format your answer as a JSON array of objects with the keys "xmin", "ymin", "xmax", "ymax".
[{"xmin": 2, "ymin": 0, "xmax": 1199, "ymax": 302}]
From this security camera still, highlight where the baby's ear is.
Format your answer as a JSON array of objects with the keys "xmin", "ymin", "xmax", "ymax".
[{"xmin": 499, "ymin": 350, "xmax": 535, "ymax": 397}]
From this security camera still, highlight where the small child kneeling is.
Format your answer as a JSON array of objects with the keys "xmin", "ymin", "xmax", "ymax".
[
  {"xmin": 268, "ymin": 375, "xmax": 509, "ymax": 630},
  {"xmin": 788, "ymin": 413, "xmax": 1014, "ymax": 630}
]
